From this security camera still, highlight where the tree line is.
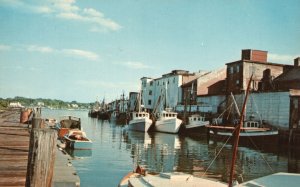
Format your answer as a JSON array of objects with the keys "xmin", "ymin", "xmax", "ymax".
[{"xmin": 0, "ymin": 96, "xmax": 92, "ymax": 109}]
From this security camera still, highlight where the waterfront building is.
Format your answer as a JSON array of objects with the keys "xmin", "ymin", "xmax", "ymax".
[
  {"xmin": 128, "ymin": 92, "xmax": 139, "ymax": 112},
  {"xmin": 226, "ymin": 49, "xmax": 293, "ymax": 94},
  {"xmin": 178, "ymin": 67, "xmax": 226, "ymax": 113},
  {"xmin": 141, "ymin": 70, "xmax": 198, "ymax": 112},
  {"xmin": 196, "ymin": 50, "xmax": 300, "ymax": 131}
]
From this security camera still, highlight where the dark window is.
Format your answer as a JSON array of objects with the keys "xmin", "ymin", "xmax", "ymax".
[{"xmin": 148, "ymin": 100, "xmax": 152, "ymax": 105}]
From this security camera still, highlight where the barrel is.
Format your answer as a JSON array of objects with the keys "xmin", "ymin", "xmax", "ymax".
[{"xmin": 20, "ymin": 109, "xmax": 29, "ymax": 123}]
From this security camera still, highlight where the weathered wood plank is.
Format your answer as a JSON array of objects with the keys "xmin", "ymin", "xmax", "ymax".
[
  {"xmin": 26, "ymin": 128, "xmax": 57, "ymax": 187},
  {"xmin": 0, "ymin": 109, "xmax": 30, "ymax": 187},
  {"xmin": 0, "ymin": 176, "xmax": 26, "ymax": 186}
]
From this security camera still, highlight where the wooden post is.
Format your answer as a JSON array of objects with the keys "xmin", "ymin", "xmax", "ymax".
[
  {"xmin": 32, "ymin": 117, "xmax": 42, "ymax": 129},
  {"xmin": 26, "ymin": 128, "xmax": 57, "ymax": 187}
]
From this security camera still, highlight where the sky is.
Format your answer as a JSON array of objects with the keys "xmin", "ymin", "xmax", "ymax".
[{"xmin": 0, "ymin": 0, "xmax": 299, "ymax": 103}]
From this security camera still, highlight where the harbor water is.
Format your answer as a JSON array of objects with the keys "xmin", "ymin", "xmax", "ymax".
[{"xmin": 43, "ymin": 109, "xmax": 300, "ymax": 187}]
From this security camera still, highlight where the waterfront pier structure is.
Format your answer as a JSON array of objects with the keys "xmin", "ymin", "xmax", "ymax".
[{"xmin": 0, "ymin": 108, "xmax": 80, "ymax": 187}]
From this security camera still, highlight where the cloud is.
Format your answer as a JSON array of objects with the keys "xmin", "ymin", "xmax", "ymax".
[
  {"xmin": 62, "ymin": 49, "xmax": 99, "ymax": 61},
  {"xmin": 27, "ymin": 45, "xmax": 54, "ymax": 53},
  {"xmin": 32, "ymin": 6, "xmax": 53, "ymax": 14},
  {"xmin": 0, "ymin": 44, "xmax": 12, "ymax": 51},
  {"xmin": 269, "ymin": 53, "xmax": 300, "ymax": 63},
  {"xmin": 0, "ymin": 0, "xmax": 121, "ymax": 32},
  {"xmin": 118, "ymin": 61, "xmax": 152, "ymax": 69},
  {"xmin": 14, "ymin": 44, "xmax": 100, "ymax": 61}
]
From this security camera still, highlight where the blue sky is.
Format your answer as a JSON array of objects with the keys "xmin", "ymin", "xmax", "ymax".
[{"xmin": 0, "ymin": 0, "xmax": 299, "ymax": 103}]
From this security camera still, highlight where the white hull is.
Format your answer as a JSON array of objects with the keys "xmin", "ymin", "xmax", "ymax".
[
  {"xmin": 185, "ymin": 120, "xmax": 209, "ymax": 129},
  {"xmin": 128, "ymin": 118, "xmax": 152, "ymax": 133},
  {"xmin": 155, "ymin": 118, "xmax": 182, "ymax": 134},
  {"xmin": 209, "ymin": 129, "xmax": 278, "ymax": 137}
]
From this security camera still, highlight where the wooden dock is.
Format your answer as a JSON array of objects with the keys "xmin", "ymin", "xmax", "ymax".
[
  {"xmin": 0, "ymin": 108, "xmax": 80, "ymax": 187},
  {"xmin": 0, "ymin": 108, "xmax": 29, "ymax": 187}
]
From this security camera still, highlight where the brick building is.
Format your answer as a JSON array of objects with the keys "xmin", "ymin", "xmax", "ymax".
[{"xmin": 226, "ymin": 49, "xmax": 293, "ymax": 94}]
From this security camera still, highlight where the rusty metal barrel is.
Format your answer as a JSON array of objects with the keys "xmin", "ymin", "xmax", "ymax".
[
  {"xmin": 20, "ymin": 108, "xmax": 32, "ymax": 124},
  {"xmin": 20, "ymin": 109, "xmax": 29, "ymax": 123}
]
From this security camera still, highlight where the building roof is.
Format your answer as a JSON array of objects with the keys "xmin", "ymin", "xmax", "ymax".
[
  {"xmin": 274, "ymin": 67, "xmax": 300, "ymax": 82},
  {"xmin": 226, "ymin": 59, "xmax": 290, "ymax": 67}
]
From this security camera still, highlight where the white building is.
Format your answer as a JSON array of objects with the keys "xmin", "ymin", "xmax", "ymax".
[
  {"xmin": 141, "ymin": 70, "xmax": 198, "ymax": 112},
  {"xmin": 9, "ymin": 102, "xmax": 23, "ymax": 108}
]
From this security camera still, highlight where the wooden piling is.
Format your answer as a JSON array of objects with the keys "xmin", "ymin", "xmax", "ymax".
[{"xmin": 25, "ymin": 128, "xmax": 57, "ymax": 187}]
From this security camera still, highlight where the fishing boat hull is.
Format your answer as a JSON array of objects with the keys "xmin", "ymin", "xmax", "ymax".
[
  {"xmin": 98, "ymin": 112, "xmax": 110, "ymax": 120},
  {"xmin": 64, "ymin": 129, "xmax": 92, "ymax": 150},
  {"xmin": 155, "ymin": 118, "xmax": 182, "ymax": 134},
  {"xmin": 128, "ymin": 118, "xmax": 152, "ymax": 132},
  {"xmin": 181, "ymin": 121, "xmax": 209, "ymax": 134},
  {"xmin": 88, "ymin": 110, "xmax": 99, "ymax": 118},
  {"xmin": 209, "ymin": 129, "xmax": 279, "ymax": 145},
  {"xmin": 65, "ymin": 136, "xmax": 93, "ymax": 150},
  {"xmin": 116, "ymin": 113, "xmax": 129, "ymax": 124}
]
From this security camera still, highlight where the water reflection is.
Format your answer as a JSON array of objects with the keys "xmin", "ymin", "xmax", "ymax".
[
  {"xmin": 65, "ymin": 149, "xmax": 92, "ymax": 158},
  {"xmin": 42, "ymin": 109, "xmax": 300, "ymax": 186}
]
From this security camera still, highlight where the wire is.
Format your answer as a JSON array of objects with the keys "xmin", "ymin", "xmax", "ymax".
[{"xmin": 202, "ymin": 127, "xmax": 238, "ymax": 177}]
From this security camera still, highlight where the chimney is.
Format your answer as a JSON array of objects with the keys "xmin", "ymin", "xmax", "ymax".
[
  {"xmin": 294, "ymin": 57, "xmax": 300, "ymax": 67},
  {"xmin": 241, "ymin": 49, "xmax": 268, "ymax": 62}
]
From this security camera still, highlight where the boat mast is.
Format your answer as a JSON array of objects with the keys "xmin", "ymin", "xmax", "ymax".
[{"xmin": 228, "ymin": 74, "xmax": 253, "ymax": 187}]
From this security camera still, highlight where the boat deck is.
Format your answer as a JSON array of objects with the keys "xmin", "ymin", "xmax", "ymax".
[
  {"xmin": 240, "ymin": 172, "xmax": 300, "ymax": 187},
  {"xmin": 127, "ymin": 172, "xmax": 227, "ymax": 187}
]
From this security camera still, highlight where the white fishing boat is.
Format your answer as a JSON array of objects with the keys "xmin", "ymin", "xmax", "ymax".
[
  {"xmin": 128, "ymin": 111, "xmax": 152, "ymax": 132},
  {"xmin": 128, "ymin": 89, "xmax": 153, "ymax": 132},
  {"xmin": 182, "ymin": 114, "xmax": 209, "ymax": 133},
  {"xmin": 64, "ymin": 129, "xmax": 92, "ymax": 150},
  {"xmin": 154, "ymin": 108, "xmax": 182, "ymax": 134}
]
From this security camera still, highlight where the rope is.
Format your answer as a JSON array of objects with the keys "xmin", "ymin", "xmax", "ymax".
[
  {"xmin": 245, "ymin": 133, "xmax": 274, "ymax": 172},
  {"xmin": 202, "ymin": 127, "xmax": 238, "ymax": 177}
]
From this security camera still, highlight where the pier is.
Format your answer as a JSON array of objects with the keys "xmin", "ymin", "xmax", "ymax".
[{"xmin": 0, "ymin": 108, "xmax": 80, "ymax": 187}]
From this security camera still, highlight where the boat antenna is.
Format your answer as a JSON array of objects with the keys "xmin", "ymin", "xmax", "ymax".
[{"xmin": 228, "ymin": 74, "xmax": 253, "ymax": 187}]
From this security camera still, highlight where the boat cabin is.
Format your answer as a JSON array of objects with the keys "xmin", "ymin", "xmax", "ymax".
[
  {"xmin": 189, "ymin": 115, "xmax": 205, "ymax": 122},
  {"xmin": 243, "ymin": 120, "xmax": 261, "ymax": 128},
  {"xmin": 132, "ymin": 112, "xmax": 150, "ymax": 119},
  {"xmin": 157, "ymin": 111, "xmax": 178, "ymax": 119}
]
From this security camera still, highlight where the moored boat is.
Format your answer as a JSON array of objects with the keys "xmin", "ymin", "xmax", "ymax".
[
  {"xmin": 154, "ymin": 108, "xmax": 182, "ymax": 134},
  {"xmin": 64, "ymin": 129, "xmax": 92, "ymax": 150},
  {"xmin": 239, "ymin": 172, "xmax": 300, "ymax": 187},
  {"xmin": 57, "ymin": 116, "xmax": 81, "ymax": 139},
  {"xmin": 98, "ymin": 111, "xmax": 111, "ymax": 121},
  {"xmin": 128, "ymin": 111, "xmax": 152, "ymax": 132},
  {"xmin": 181, "ymin": 114, "xmax": 209, "ymax": 134},
  {"xmin": 118, "ymin": 166, "xmax": 227, "ymax": 187},
  {"xmin": 207, "ymin": 115, "xmax": 279, "ymax": 145}
]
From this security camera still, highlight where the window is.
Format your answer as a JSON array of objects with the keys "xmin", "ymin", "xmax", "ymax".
[
  {"xmin": 150, "ymin": 81, "xmax": 153, "ymax": 86},
  {"xmin": 236, "ymin": 80, "xmax": 240, "ymax": 85},
  {"xmin": 236, "ymin": 65, "xmax": 240, "ymax": 73},
  {"xmin": 229, "ymin": 67, "xmax": 233, "ymax": 74},
  {"xmin": 148, "ymin": 100, "xmax": 152, "ymax": 105},
  {"xmin": 149, "ymin": 90, "xmax": 152, "ymax": 95},
  {"xmin": 173, "ymin": 78, "xmax": 175, "ymax": 83}
]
